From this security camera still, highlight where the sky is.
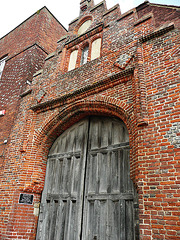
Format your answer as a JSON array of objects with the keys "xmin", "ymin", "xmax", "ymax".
[{"xmin": 0, "ymin": 0, "xmax": 179, "ymax": 39}]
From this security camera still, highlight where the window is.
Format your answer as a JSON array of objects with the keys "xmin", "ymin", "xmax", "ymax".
[
  {"xmin": 91, "ymin": 38, "xmax": 101, "ymax": 60},
  {"xmin": 78, "ymin": 20, "xmax": 92, "ymax": 36},
  {"xmin": 68, "ymin": 36, "xmax": 102, "ymax": 70},
  {"xmin": 81, "ymin": 45, "xmax": 89, "ymax": 65},
  {"xmin": 0, "ymin": 56, "xmax": 7, "ymax": 79},
  {"xmin": 68, "ymin": 50, "xmax": 78, "ymax": 71}
]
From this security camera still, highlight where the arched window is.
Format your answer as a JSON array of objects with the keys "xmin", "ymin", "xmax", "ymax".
[
  {"xmin": 78, "ymin": 20, "xmax": 92, "ymax": 35},
  {"xmin": 68, "ymin": 50, "xmax": 78, "ymax": 71},
  {"xmin": 91, "ymin": 38, "xmax": 101, "ymax": 60},
  {"xmin": 81, "ymin": 45, "xmax": 89, "ymax": 65}
]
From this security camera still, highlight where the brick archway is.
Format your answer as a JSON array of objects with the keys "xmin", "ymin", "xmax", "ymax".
[{"xmin": 24, "ymin": 99, "xmax": 135, "ymax": 194}]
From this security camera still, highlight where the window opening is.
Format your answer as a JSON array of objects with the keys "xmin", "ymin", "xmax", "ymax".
[
  {"xmin": 81, "ymin": 46, "xmax": 89, "ymax": 65},
  {"xmin": 68, "ymin": 50, "xmax": 78, "ymax": 71},
  {"xmin": 91, "ymin": 38, "xmax": 101, "ymax": 60},
  {"xmin": 0, "ymin": 56, "xmax": 7, "ymax": 79},
  {"xmin": 78, "ymin": 20, "xmax": 92, "ymax": 35}
]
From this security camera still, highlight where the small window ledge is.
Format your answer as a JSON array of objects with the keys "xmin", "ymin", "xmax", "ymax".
[
  {"xmin": 33, "ymin": 69, "xmax": 43, "ymax": 77},
  {"xmin": 45, "ymin": 52, "xmax": 56, "ymax": 61},
  {"xmin": 20, "ymin": 89, "xmax": 32, "ymax": 98}
]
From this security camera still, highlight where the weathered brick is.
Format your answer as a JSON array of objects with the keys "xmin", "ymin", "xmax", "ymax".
[{"xmin": 0, "ymin": 1, "xmax": 179, "ymax": 239}]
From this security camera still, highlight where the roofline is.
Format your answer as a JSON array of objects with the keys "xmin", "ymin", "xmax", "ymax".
[
  {"xmin": 136, "ymin": 1, "xmax": 180, "ymax": 12},
  {"xmin": 43, "ymin": 6, "xmax": 68, "ymax": 31},
  {"xmin": 1, "ymin": 2, "xmax": 179, "ymax": 40},
  {"xmin": 0, "ymin": 6, "xmax": 67, "ymax": 41},
  {"xmin": 149, "ymin": 2, "xmax": 180, "ymax": 9}
]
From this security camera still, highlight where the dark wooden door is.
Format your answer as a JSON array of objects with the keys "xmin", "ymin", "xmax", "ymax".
[{"xmin": 36, "ymin": 117, "xmax": 138, "ymax": 240}]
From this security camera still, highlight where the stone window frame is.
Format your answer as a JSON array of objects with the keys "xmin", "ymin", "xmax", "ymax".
[{"xmin": 67, "ymin": 33, "xmax": 102, "ymax": 72}]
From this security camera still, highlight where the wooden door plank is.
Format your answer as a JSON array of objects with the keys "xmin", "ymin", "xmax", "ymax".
[
  {"xmin": 126, "ymin": 200, "xmax": 134, "ymax": 240},
  {"xmin": 36, "ymin": 119, "xmax": 89, "ymax": 240},
  {"xmin": 99, "ymin": 153, "xmax": 107, "ymax": 194},
  {"xmin": 119, "ymin": 199, "xmax": 126, "ymax": 240},
  {"xmin": 54, "ymin": 200, "xmax": 67, "ymax": 240},
  {"xmin": 82, "ymin": 116, "xmax": 137, "ymax": 240}
]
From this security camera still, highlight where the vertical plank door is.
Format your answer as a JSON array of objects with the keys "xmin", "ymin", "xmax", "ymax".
[
  {"xmin": 82, "ymin": 116, "xmax": 136, "ymax": 240},
  {"xmin": 36, "ymin": 116, "xmax": 138, "ymax": 240},
  {"xmin": 36, "ymin": 119, "xmax": 89, "ymax": 240}
]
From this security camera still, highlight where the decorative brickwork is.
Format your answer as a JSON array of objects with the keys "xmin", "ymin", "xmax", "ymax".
[{"xmin": 0, "ymin": 1, "xmax": 179, "ymax": 239}]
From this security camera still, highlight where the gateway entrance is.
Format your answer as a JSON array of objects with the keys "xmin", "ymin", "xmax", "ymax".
[{"xmin": 36, "ymin": 116, "xmax": 138, "ymax": 240}]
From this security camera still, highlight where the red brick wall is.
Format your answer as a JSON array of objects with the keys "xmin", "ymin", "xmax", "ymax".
[
  {"xmin": 0, "ymin": 8, "xmax": 67, "ymax": 239},
  {"xmin": 0, "ymin": 46, "xmax": 46, "ymax": 170},
  {"xmin": 0, "ymin": 7, "xmax": 67, "ymax": 174},
  {"xmin": 136, "ymin": 3, "xmax": 180, "ymax": 29},
  {"xmin": 0, "ymin": 7, "xmax": 67, "ymax": 58},
  {"xmin": 137, "ymin": 28, "xmax": 180, "ymax": 239},
  {"xmin": 0, "ymin": 2, "xmax": 179, "ymax": 239}
]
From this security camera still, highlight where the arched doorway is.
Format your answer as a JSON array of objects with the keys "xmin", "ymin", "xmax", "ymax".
[{"xmin": 36, "ymin": 116, "xmax": 139, "ymax": 240}]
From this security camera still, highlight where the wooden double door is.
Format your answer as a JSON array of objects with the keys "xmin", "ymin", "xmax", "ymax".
[{"xmin": 36, "ymin": 116, "xmax": 138, "ymax": 240}]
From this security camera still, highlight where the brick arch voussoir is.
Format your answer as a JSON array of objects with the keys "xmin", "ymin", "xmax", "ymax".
[
  {"xmin": 74, "ymin": 15, "xmax": 93, "ymax": 34},
  {"xmin": 94, "ymin": 95, "xmax": 131, "ymax": 113},
  {"xmin": 38, "ymin": 99, "xmax": 132, "ymax": 151}
]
